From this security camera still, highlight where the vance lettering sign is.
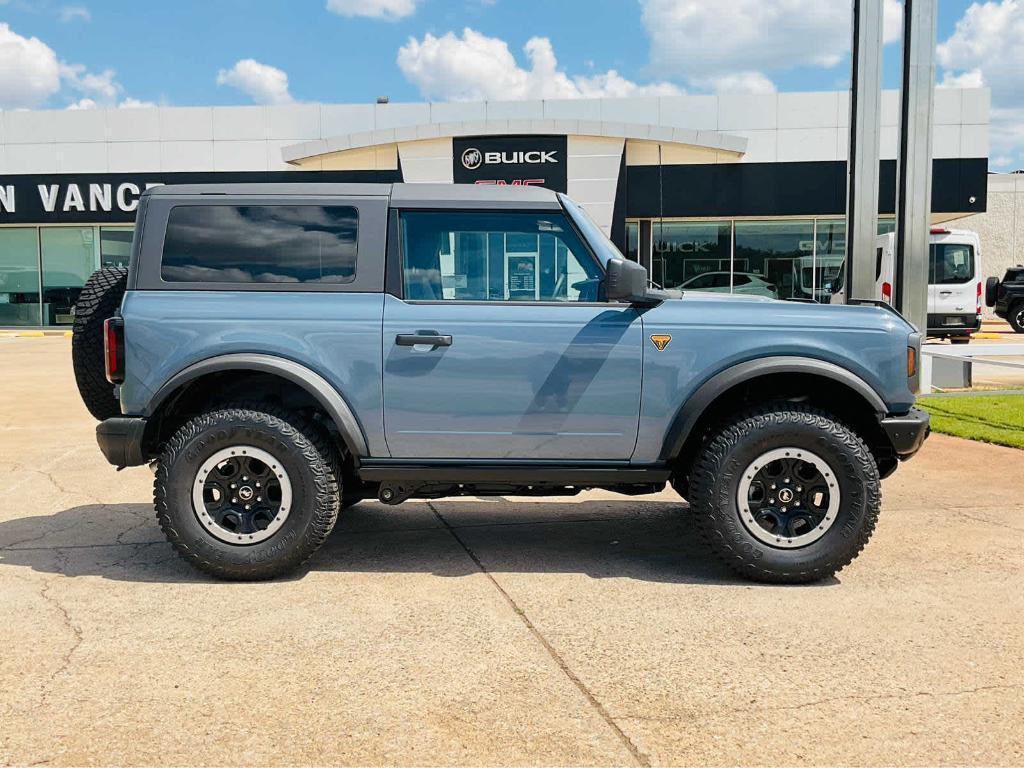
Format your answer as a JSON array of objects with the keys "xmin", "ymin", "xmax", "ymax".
[
  {"xmin": 0, "ymin": 170, "xmax": 399, "ymax": 225},
  {"xmin": 453, "ymin": 135, "xmax": 568, "ymax": 193}
]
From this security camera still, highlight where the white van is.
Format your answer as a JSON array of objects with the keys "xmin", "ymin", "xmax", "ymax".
[{"xmin": 830, "ymin": 228, "xmax": 982, "ymax": 343}]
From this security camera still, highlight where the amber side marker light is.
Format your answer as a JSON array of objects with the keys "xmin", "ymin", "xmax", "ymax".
[{"xmin": 907, "ymin": 346, "xmax": 917, "ymax": 378}]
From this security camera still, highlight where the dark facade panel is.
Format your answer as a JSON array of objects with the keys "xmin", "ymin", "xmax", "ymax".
[
  {"xmin": 0, "ymin": 169, "xmax": 403, "ymax": 225},
  {"xmin": 624, "ymin": 158, "xmax": 988, "ymax": 219}
]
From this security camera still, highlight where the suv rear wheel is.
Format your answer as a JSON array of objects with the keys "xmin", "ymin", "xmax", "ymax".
[
  {"xmin": 686, "ymin": 404, "xmax": 881, "ymax": 584},
  {"xmin": 1010, "ymin": 301, "xmax": 1024, "ymax": 334},
  {"xmin": 155, "ymin": 405, "xmax": 340, "ymax": 580}
]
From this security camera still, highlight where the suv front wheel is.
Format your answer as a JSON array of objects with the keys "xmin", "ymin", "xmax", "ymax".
[
  {"xmin": 686, "ymin": 404, "xmax": 881, "ymax": 584},
  {"xmin": 155, "ymin": 406, "xmax": 340, "ymax": 579}
]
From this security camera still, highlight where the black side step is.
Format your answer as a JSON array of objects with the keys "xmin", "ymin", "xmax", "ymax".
[{"xmin": 357, "ymin": 462, "xmax": 671, "ymax": 486}]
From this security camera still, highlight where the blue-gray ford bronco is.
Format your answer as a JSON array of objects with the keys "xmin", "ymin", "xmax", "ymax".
[{"xmin": 71, "ymin": 183, "xmax": 929, "ymax": 583}]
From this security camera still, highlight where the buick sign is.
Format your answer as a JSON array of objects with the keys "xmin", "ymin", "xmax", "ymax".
[{"xmin": 453, "ymin": 135, "xmax": 568, "ymax": 193}]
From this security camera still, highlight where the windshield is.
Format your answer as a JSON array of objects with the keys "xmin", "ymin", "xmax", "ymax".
[{"xmin": 558, "ymin": 193, "xmax": 624, "ymax": 267}]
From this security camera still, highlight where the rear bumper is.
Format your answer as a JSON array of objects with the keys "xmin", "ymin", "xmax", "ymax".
[
  {"xmin": 880, "ymin": 408, "xmax": 930, "ymax": 460},
  {"xmin": 96, "ymin": 417, "xmax": 148, "ymax": 467},
  {"xmin": 927, "ymin": 313, "xmax": 980, "ymax": 337}
]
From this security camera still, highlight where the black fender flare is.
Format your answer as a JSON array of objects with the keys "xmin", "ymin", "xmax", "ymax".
[
  {"xmin": 145, "ymin": 353, "xmax": 369, "ymax": 457},
  {"xmin": 659, "ymin": 356, "xmax": 888, "ymax": 461}
]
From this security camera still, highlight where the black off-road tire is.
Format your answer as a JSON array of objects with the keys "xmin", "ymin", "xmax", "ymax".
[
  {"xmin": 1010, "ymin": 301, "xmax": 1024, "ymax": 334},
  {"xmin": 71, "ymin": 267, "xmax": 128, "ymax": 420},
  {"xmin": 686, "ymin": 404, "xmax": 881, "ymax": 584},
  {"xmin": 155, "ymin": 405, "xmax": 341, "ymax": 580}
]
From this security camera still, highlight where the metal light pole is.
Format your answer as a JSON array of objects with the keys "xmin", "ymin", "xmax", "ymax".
[
  {"xmin": 894, "ymin": 0, "xmax": 938, "ymax": 334},
  {"xmin": 846, "ymin": 0, "xmax": 885, "ymax": 300}
]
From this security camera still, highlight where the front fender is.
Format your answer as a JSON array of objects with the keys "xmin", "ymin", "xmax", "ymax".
[{"xmin": 658, "ymin": 356, "xmax": 888, "ymax": 462}]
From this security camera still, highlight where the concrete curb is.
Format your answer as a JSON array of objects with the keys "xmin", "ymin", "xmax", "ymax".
[{"xmin": 0, "ymin": 330, "xmax": 72, "ymax": 338}]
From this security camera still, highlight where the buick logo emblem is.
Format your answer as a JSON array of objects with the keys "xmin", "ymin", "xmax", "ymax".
[{"xmin": 461, "ymin": 147, "xmax": 482, "ymax": 170}]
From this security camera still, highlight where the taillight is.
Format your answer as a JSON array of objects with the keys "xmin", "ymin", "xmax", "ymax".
[
  {"xmin": 104, "ymin": 317, "xmax": 125, "ymax": 384},
  {"xmin": 976, "ymin": 281, "xmax": 982, "ymax": 316},
  {"xmin": 930, "ymin": 228, "xmax": 950, "ymax": 235},
  {"xmin": 882, "ymin": 281, "xmax": 893, "ymax": 304}
]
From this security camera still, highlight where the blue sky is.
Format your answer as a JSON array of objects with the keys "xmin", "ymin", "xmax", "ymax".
[{"xmin": 0, "ymin": 0, "xmax": 1021, "ymax": 168}]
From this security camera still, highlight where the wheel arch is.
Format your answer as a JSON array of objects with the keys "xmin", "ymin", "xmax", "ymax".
[
  {"xmin": 144, "ymin": 353, "xmax": 369, "ymax": 459},
  {"xmin": 663, "ymin": 357, "xmax": 894, "ymax": 489}
]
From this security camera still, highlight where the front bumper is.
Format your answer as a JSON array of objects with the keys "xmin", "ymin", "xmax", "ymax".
[
  {"xmin": 96, "ymin": 417, "xmax": 148, "ymax": 468},
  {"xmin": 880, "ymin": 408, "xmax": 930, "ymax": 460}
]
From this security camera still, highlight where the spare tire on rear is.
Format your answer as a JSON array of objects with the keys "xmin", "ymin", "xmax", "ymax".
[
  {"xmin": 72, "ymin": 267, "xmax": 128, "ymax": 420},
  {"xmin": 985, "ymin": 276, "xmax": 999, "ymax": 308}
]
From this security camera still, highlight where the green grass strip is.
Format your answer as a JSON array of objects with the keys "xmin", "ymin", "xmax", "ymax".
[{"xmin": 919, "ymin": 395, "xmax": 1024, "ymax": 450}]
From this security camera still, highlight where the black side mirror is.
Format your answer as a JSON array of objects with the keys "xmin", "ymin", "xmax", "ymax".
[{"xmin": 605, "ymin": 258, "xmax": 650, "ymax": 303}]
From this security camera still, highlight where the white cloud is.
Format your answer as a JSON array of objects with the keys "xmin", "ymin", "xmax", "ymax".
[
  {"xmin": 118, "ymin": 97, "xmax": 157, "ymax": 109},
  {"xmin": 59, "ymin": 5, "xmax": 91, "ymax": 23},
  {"xmin": 67, "ymin": 96, "xmax": 158, "ymax": 111},
  {"xmin": 937, "ymin": 0, "xmax": 1024, "ymax": 169},
  {"xmin": 66, "ymin": 97, "xmax": 96, "ymax": 110},
  {"xmin": 704, "ymin": 71, "xmax": 778, "ymax": 95},
  {"xmin": 884, "ymin": 0, "xmax": 904, "ymax": 44},
  {"xmin": 216, "ymin": 58, "xmax": 294, "ymax": 105},
  {"xmin": 938, "ymin": 68, "xmax": 985, "ymax": 89},
  {"xmin": 0, "ymin": 21, "xmax": 154, "ymax": 110},
  {"xmin": 937, "ymin": 0, "xmax": 1023, "ymax": 103},
  {"xmin": 61, "ymin": 62, "xmax": 120, "ymax": 101},
  {"xmin": 397, "ymin": 28, "xmax": 681, "ymax": 101},
  {"xmin": 640, "ymin": 0, "xmax": 902, "ymax": 94},
  {"xmin": 326, "ymin": 0, "xmax": 418, "ymax": 21},
  {"xmin": 0, "ymin": 22, "xmax": 61, "ymax": 108}
]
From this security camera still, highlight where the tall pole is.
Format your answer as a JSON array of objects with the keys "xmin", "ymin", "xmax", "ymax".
[
  {"xmin": 894, "ymin": 0, "xmax": 937, "ymax": 333},
  {"xmin": 846, "ymin": 0, "xmax": 885, "ymax": 300}
]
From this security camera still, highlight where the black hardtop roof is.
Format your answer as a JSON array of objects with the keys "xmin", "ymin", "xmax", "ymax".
[{"xmin": 144, "ymin": 182, "xmax": 562, "ymax": 208}]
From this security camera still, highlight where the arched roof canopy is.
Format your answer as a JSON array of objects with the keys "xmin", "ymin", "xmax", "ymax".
[{"xmin": 281, "ymin": 120, "xmax": 748, "ymax": 165}]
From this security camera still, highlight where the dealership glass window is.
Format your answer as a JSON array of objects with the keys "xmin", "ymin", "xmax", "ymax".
[
  {"xmin": 625, "ymin": 222, "xmax": 639, "ymax": 263},
  {"xmin": 399, "ymin": 210, "xmax": 602, "ymax": 302},
  {"xmin": 41, "ymin": 227, "xmax": 97, "ymax": 325},
  {"xmin": 734, "ymin": 220, "xmax": 815, "ymax": 300},
  {"xmin": 161, "ymin": 206, "xmax": 358, "ymax": 283},
  {"xmin": 0, "ymin": 228, "xmax": 42, "ymax": 326},
  {"xmin": 651, "ymin": 221, "xmax": 732, "ymax": 291},
  {"xmin": 100, "ymin": 227, "xmax": 134, "ymax": 268},
  {"xmin": 812, "ymin": 220, "xmax": 846, "ymax": 301}
]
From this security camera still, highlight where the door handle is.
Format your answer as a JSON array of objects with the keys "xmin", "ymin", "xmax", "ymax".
[
  {"xmin": 939, "ymin": 290, "xmax": 953, "ymax": 295},
  {"xmin": 395, "ymin": 333, "xmax": 452, "ymax": 347}
]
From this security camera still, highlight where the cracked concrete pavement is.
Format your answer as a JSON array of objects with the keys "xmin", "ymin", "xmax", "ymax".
[{"xmin": 1, "ymin": 336, "xmax": 1022, "ymax": 766}]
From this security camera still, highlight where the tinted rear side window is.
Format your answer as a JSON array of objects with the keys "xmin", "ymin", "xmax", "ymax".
[{"xmin": 161, "ymin": 205, "xmax": 358, "ymax": 284}]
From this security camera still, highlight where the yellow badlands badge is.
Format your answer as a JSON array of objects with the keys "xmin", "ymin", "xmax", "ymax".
[{"xmin": 650, "ymin": 334, "xmax": 672, "ymax": 351}]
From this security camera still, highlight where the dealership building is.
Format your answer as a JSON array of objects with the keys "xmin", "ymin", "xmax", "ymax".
[{"xmin": 0, "ymin": 88, "xmax": 993, "ymax": 327}]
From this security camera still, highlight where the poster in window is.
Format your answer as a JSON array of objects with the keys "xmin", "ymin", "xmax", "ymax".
[{"xmin": 507, "ymin": 255, "xmax": 536, "ymax": 299}]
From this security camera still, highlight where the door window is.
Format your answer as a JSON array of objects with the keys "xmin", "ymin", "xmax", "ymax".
[
  {"xmin": 929, "ymin": 243, "xmax": 974, "ymax": 285},
  {"xmin": 398, "ymin": 211, "xmax": 603, "ymax": 302}
]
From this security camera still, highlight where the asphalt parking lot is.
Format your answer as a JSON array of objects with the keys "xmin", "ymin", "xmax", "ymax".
[{"xmin": 1, "ymin": 336, "xmax": 1022, "ymax": 767}]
